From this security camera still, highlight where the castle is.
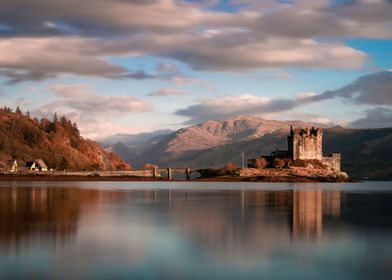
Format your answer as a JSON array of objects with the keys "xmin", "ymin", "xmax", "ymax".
[{"xmin": 249, "ymin": 126, "xmax": 341, "ymax": 171}]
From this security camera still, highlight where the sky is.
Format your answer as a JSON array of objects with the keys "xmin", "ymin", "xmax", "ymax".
[{"xmin": 0, "ymin": 0, "xmax": 391, "ymax": 139}]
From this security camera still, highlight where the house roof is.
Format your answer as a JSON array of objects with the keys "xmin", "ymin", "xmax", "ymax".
[
  {"xmin": 26, "ymin": 159, "xmax": 48, "ymax": 169},
  {"xmin": 35, "ymin": 159, "xmax": 48, "ymax": 169}
]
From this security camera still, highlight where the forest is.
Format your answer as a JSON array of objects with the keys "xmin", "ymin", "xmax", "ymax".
[{"xmin": 0, "ymin": 107, "xmax": 131, "ymax": 171}]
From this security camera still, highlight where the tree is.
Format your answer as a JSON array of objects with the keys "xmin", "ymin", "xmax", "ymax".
[
  {"xmin": 15, "ymin": 106, "xmax": 22, "ymax": 115},
  {"xmin": 59, "ymin": 157, "xmax": 70, "ymax": 171},
  {"xmin": 144, "ymin": 163, "xmax": 158, "ymax": 170},
  {"xmin": 52, "ymin": 113, "xmax": 58, "ymax": 123},
  {"xmin": 223, "ymin": 162, "xmax": 237, "ymax": 175},
  {"xmin": 254, "ymin": 158, "xmax": 268, "ymax": 169},
  {"xmin": 274, "ymin": 158, "xmax": 286, "ymax": 168}
]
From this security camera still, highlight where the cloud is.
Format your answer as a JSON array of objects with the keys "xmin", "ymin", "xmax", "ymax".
[
  {"xmin": 155, "ymin": 62, "xmax": 212, "ymax": 86},
  {"xmin": 302, "ymin": 71, "xmax": 392, "ymax": 105},
  {"xmin": 265, "ymin": 111, "xmax": 345, "ymax": 127},
  {"xmin": 0, "ymin": 37, "xmax": 127, "ymax": 82},
  {"xmin": 70, "ymin": 120, "xmax": 150, "ymax": 140},
  {"xmin": 0, "ymin": 69, "xmax": 56, "ymax": 84},
  {"xmin": 120, "ymin": 70, "xmax": 156, "ymax": 80},
  {"xmin": 0, "ymin": 0, "xmax": 224, "ymax": 36},
  {"xmin": 0, "ymin": 37, "xmax": 166, "ymax": 83},
  {"xmin": 350, "ymin": 107, "xmax": 392, "ymax": 128},
  {"xmin": 30, "ymin": 84, "xmax": 153, "ymax": 138},
  {"xmin": 148, "ymin": 88, "xmax": 187, "ymax": 97},
  {"xmin": 2, "ymin": 0, "xmax": 391, "ymax": 38},
  {"xmin": 1, "ymin": 0, "xmax": 391, "ymax": 81},
  {"xmin": 175, "ymin": 71, "xmax": 392, "ymax": 124},
  {"xmin": 175, "ymin": 94, "xmax": 296, "ymax": 124},
  {"xmin": 296, "ymin": 91, "xmax": 318, "ymax": 101},
  {"xmin": 28, "ymin": 86, "xmax": 38, "ymax": 93},
  {"xmin": 274, "ymin": 72, "xmax": 293, "ymax": 80},
  {"xmin": 163, "ymin": 36, "xmax": 366, "ymax": 71},
  {"xmin": 47, "ymin": 84, "xmax": 152, "ymax": 116}
]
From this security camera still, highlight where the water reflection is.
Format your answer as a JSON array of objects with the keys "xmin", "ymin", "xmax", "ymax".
[
  {"xmin": 0, "ymin": 187, "xmax": 104, "ymax": 250},
  {"xmin": 0, "ymin": 184, "xmax": 391, "ymax": 279}
]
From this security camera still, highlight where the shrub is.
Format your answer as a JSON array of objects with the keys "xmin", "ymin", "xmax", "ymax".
[
  {"xmin": 254, "ymin": 158, "xmax": 268, "ymax": 169},
  {"xmin": 144, "ymin": 163, "xmax": 159, "ymax": 170},
  {"xmin": 222, "ymin": 162, "xmax": 237, "ymax": 175},
  {"xmin": 274, "ymin": 158, "xmax": 285, "ymax": 168},
  {"xmin": 116, "ymin": 163, "xmax": 131, "ymax": 171}
]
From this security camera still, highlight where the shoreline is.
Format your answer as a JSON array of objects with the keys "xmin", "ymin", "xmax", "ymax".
[{"xmin": 0, "ymin": 173, "xmax": 354, "ymax": 183}]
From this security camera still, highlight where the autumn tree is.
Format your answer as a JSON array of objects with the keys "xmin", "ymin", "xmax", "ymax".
[
  {"xmin": 59, "ymin": 157, "xmax": 70, "ymax": 171},
  {"xmin": 222, "ymin": 162, "xmax": 237, "ymax": 175},
  {"xmin": 144, "ymin": 163, "xmax": 159, "ymax": 170},
  {"xmin": 254, "ymin": 158, "xmax": 268, "ymax": 169},
  {"xmin": 274, "ymin": 158, "xmax": 286, "ymax": 168}
]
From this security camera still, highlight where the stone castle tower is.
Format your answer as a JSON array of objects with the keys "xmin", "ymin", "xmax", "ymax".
[{"xmin": 288, "ymin": 126, "xmax": 323, "ymax": 160}]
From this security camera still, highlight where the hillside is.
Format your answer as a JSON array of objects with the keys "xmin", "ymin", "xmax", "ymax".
[
  {"xmin": 106, "ymin": 115, "xmax": 392, "ymax": 180},
  {"xmin": 0, "ymin": 107, "xmax": 131, "ymax": 171}
]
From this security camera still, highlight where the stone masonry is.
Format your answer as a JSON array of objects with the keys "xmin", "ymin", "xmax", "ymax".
[{"xmin": 288, "ymin": 126, "xmax": 322, "ymax": 160}]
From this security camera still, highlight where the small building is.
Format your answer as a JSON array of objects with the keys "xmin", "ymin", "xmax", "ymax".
[
  {"xmin": 7, "ymin": 160, "xmax": 18, "ymax": 172},
  {"xmin": 26, "ymin": 159, "xmax": 48, "ymax": 171}
]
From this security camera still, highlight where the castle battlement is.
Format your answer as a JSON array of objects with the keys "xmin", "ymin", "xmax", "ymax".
[
  {"xmin": 291, "ymin": 126, "xmax": 321, "ymax": 137},
  {"xmin": 288, "ymin": 126, "xmax": 323, "ymax": 160}
]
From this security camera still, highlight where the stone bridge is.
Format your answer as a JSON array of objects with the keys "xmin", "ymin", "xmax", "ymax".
[
  {"xmin": 156, "ymin": 168, "xmax": 201, "ymax": 180},
  {"xmin": 88, "ymin": 168, "xmax": 202, "ymax": 180}
]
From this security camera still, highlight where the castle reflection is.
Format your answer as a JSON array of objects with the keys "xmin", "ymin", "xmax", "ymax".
[{"xmin": 0, "ymin": 185, "xmax": 342, "ymax": 253}]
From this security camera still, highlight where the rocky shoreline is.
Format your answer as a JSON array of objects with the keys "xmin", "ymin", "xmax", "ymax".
[
  {"xmin": 0, "ymin": 167, "xmax": 352, "ymax": 183},
  {"xmin": 236, "ymin": 167, "xmax": 351, "ymax": 182}
]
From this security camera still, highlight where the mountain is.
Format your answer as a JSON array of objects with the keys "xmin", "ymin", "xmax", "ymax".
[
  {"xmin": 0, "ymin": 107, "xmax": 131, "ymax": 171},
  {"xmin": 109, "ymin": 115, "xmax": 313, "ymax": 168},
  {"xmin": 107, "ymin": 115, "xmax": 392, "ymax": 180},
  {"xmin": 323, "ymin": 127, "xmax": 392, "ymax": 180},
  {"xmin": 98, "ymin": 129, "xmax": 173, "ymax": 146},
  {"xmin": 103, "ymin": 131, "xmax": 171, "ymax": 165}
]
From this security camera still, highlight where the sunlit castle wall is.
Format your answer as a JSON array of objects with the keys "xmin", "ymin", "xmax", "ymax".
[{"xmin": 288, "ymin": 127, "xmax": 323, "ymax": 160}]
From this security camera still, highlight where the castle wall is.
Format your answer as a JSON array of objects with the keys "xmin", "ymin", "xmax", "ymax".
[
  {"xmin": 288, "ymin": 127, "xmax": 322, "ymax": 160},
  {"xmin": 322, "ymin": 154, "xmax": 341, "ymax": 172}
]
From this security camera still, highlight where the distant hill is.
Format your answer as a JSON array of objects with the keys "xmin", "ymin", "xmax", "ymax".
[
  {"xmin": 98, "ymin": 129, "xmax": 173, "ymax": 146},
  {"xmin": 323, "ymin": 127, "xmax": 392, "ymax": 180},
  {"xmin": 0, "ymin": 107, "xmax": 131, "ymax": 171},
  {"xmin": 105, "ymin": 115, "xmax": 392, "ymax": 180},
  {"xmin": 101, "ymin": 130, "xmax": 172, "ymax": 165}
]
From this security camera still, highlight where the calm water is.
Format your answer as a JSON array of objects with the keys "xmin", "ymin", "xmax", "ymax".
[{"xmin": 0, "ymin": 181, "xmax": 391, "ymax": 280}]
